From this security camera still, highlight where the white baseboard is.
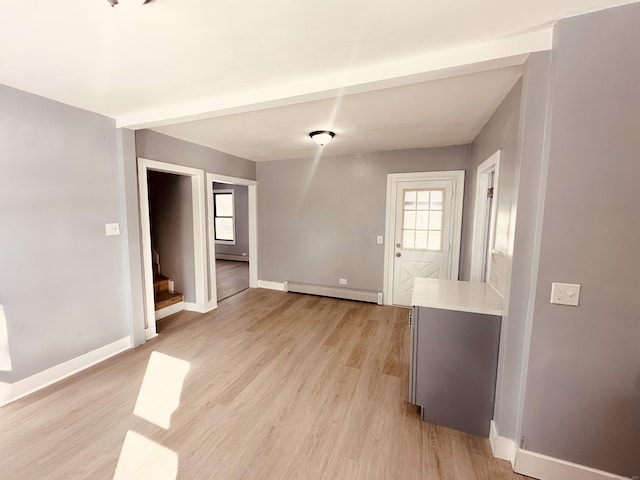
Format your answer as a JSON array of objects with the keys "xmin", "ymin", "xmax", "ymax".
[
  {"xmin": 155, "ymin": 301, "xmax": 184, "ymax": 321},
  {"xmin": 514, "ymin": 449, "xmax": 629, "ymax": 480},
  {"xmin": 0, "ymin": 336, "xmax": 131, "ymax": 407},
  {"xmin": 183, "ymin": 302, "xmax": 216, "ymax": 314},
  {"xmin": 257, "ymin": 280, "xmax": 286, "ymax": 291},
  {"xmin": 490, "ymin": 421, "xmax": 628, "ymax": 480},
  {"xmin": 145, "ymin": 327, "xmax": 158, "ymax": 341},
  {"xmin": 490, "ymin": 421, "xmax": 517, "ymax": 465}
]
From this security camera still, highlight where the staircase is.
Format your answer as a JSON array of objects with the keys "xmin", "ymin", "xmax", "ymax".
[
  {"xmin": 154, "ymin": 273, "xmax": 183, "ymax": 310},
  {"xmin": 153, "ymin": 256, "xmax": 183, "ymax": 317}
]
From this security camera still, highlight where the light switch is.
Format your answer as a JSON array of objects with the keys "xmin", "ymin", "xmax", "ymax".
[
  {"xmin": 105, "ymin": 223, "xmax": 120, "ymax": 236},
  {"xmin": 377, "ymin": 235, "xmax": 384, "ymax": 244},
  {"xmin": 550, "ymin": 282, "xmax": 580, "ymax": 306}
]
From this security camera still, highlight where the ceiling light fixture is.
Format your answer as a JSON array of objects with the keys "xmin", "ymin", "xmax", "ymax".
[
  {"xmin": 107, "ymin": 0, "xmax": 152, "ymax": 7},
  {"xmin": 309, "ymin": 130, "xmax": 335, "ymax": 146}
]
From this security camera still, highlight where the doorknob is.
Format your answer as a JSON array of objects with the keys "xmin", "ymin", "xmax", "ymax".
[
  {"xmin": 396, "ymin": 243, "xmax": 401, "ymax": 248},
  {"xmin": 396, "ymin": 252, "xmax": 401, "ymax": 257}
]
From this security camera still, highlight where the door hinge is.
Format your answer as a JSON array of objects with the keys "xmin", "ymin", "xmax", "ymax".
[{"xmin": 487, "ymin": 187, "xmax": 494, "ymax": 199}]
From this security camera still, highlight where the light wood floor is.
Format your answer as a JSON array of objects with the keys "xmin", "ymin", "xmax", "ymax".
[
  {"xmin": 215, "ymin": 259, "xmax": 249, "ymax": 301},
  {"xmin": 0, "ymin": 289, "xmax": 530, "ymax": 480}
]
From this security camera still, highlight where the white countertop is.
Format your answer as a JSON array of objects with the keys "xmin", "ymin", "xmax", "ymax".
[{"xmin": 411, "ymin": 278, "xmax": 504, "ymax": 316}]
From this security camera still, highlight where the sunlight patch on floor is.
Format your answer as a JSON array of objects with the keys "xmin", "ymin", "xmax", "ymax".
[
  {"xmin": 113, "ymin": 430, "xmax": 178, "ymax": 480},
  {"xmin": 133, "ymin": 351, "xmax": 190, "ymax": 429}
]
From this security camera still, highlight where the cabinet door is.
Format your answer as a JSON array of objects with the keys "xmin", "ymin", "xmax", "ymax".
[{"xmin": 413, "ymin": 307, "xmax": 501, "ymax": 437}]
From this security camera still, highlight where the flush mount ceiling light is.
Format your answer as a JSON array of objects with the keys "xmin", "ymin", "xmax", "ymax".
[
  {"xmin": 309, "ymin": 130, "xmax": 335, "ymax": 146},
  {"xmin": 107, "ymin": 0, "xmax": 153, "ymax": 7}
]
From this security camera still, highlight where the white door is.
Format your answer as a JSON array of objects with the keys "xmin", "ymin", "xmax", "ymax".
[{"xmin": 387, "ymin": 172, "xmax": 464, "ymax": 306}]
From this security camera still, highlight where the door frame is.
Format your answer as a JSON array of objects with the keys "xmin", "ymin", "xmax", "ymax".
[
  {"xmin": 383, "ymin": 170, "xmax": 465, "ymax": 306},
  {"xmin": 206, "ymin": 173, "xmax": 258, "ymax": 307},
  {"xmin": 137, "ymin": 158, "xmax": 209, "ymax": 340},
  {"xmin": 470, "ymin": 150, "xmax": 501, "ymax": 282}
]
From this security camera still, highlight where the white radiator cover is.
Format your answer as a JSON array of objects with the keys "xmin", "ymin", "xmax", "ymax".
[{"xmin": 285, "ymin": 281, "xmax": 383, "ymax": 305}]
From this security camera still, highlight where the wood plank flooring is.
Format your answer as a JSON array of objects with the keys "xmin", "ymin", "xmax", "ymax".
[
  {"xmin": 0, "ymin": 289, "xmax": 530, "ymax": 480},
  {"xmin": 215, "ymin": 259, "xmax": 249, "ymax": 301}
]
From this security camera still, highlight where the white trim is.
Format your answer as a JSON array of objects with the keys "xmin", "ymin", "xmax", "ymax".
[
  {"xmin": 0, "ymin": 337, "xmax": 131, "ymax": 407},
  {"xmin": 258, "ymin": 280, "xmax": 287, "ymax": 291},
  {"xmin": 145, "ymin": 328, "xmax": 158, "ymax": 341},
  {"xmin": 137, "ymin": 158, "xmax": 209, "ymax": 338},
  {"xmin": 154, "ymin": 301, "xmax": 184, "ymax": 321},
  {"xmin": 383, "ymin": 171, "xmax": 465, "ymax": 306},
  {"xmin": 470, "ymin": 150, "xmax": 501, "ymax": 282},
  {"xmin": 514, "ymin": 449, "xmax": 628, "ymax": 480},
  {"xmin": 183, "ymin": 301, "xmax": 217, "ymax": 314},
  {"xmin": 207, "ymin": 174, "xmax": 258, "ymax": 311},
  {"xmin": 489, "ymin": 421, "xmax": 517, "ymax": 466}
]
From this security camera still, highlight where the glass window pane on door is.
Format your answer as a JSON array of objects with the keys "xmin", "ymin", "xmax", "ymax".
[{"xmin": 401, "ymin": 188, "xmax": 445, "ymax": 251}]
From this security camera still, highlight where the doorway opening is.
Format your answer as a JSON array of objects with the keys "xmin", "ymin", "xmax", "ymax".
[
  {"xmin": 138, "ymin": 158, "xmax": 208, "ymax": 340},
  {"xmin": 470, "ymin": 150, "xmax": 501, "ymax": 284},
  {"xmin": 383, "ymin": 171, "xmax": 465, "ymax": 306},
  {"xmin": 206, "ymin": 173, "xmax": 258, "ymax": 306}
]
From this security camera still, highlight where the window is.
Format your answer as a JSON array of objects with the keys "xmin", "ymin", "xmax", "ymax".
[
  {"xmin": 401, "ymin": 188, "xmax": 444, "ymax": 251},
  {"xmin": 213, "ymin": 189, "xmax": 235, "ymax": 244}
]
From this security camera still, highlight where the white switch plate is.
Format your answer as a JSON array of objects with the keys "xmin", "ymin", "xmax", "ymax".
[
  {"xmin": 339, "ymin": 278, "xmax": 348, "ymax": 285},
  {"xmin": 105, "ymin": 223, "xmax": 120, "ymax": 236},
  {"xmin": 550, "ymin": 282, "xmax": 580, "ymax": 306},
  {"xmin": 376, "ymin": 235, "xmax": 384, "ymax": 244}
]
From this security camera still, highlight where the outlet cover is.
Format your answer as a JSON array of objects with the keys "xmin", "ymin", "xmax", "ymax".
[
  {"xmin": 376, "ymin": 235, "xmax": 384, "ymax": 244},
  {"xmin": 550, "ymin": 282, "xmax": 580, "ymax": 306},
  {"xmin": 105, "ymin": 223, "xmax": 120, "ymax": 236},
  {"xmin": 339, "ymin": 278, "xmax": 348, "ymax": 285}
]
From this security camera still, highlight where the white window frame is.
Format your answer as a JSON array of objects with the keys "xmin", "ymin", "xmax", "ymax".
[{"xmin": 213, "ymin": 189, "xmax": 236, "ymax": 245}]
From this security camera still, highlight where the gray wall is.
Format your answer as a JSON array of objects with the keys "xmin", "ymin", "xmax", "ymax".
[
  {"xmin": 491, "ymin": 53, "xmax": 553, "ymax": 441},
  {"xmin": 213, "ymin": 183, "xmax": 249, "ymax": 257},
  {"xmin": 461, "ymin": 79, "xmax": 522, "ymax": 282},
  {"xmin": 521, "ymin": 5, "xmax": 640, "ymax": 476},
  {"xmin": 0, "ymin": 84, "xmax": 128, "ymax": 382},
  {"xmin": 148, "ymin": 171, "xmax": 196, "ymax": 302},
  {"xmin": 257, "ymin": 146, "xmax": 470, "ymax": 291},
  {"xmin": 136, "ymin": 130, "xmax": 256, "ymax": 181}
]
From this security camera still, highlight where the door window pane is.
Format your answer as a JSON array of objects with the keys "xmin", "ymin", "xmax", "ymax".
[
  {"xmin": 403, "ymin": 211, "xmax": 416, "ymax": 229},
  {"xmin": 403, "ymin": 230, "xmax": 415, "ymax": 249},
  {"xmin": 401, "ymin": 188, "xmax": 445, "ymax": 252},
  {"xmin": 415, "ymin": 230, "xmax": 428, "ymax": 250}
]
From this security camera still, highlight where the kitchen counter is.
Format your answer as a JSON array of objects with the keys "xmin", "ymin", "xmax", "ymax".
[
  {"xmin": 410, "ymin": 278, "xmax": 503, "ymax": 316},
  {"xmin": 408, "ymin": 278, "xmax": 504, "ymax": 436}
]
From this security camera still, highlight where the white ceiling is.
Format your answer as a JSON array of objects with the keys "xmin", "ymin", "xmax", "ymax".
[{"xmin": 1, "ymin": 0, "xmax": 637, "ymax": 161}]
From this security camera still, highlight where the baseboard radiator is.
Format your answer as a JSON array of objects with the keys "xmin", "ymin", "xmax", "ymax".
[
  {"xmin": 285, "ymin": 281, "xmax": 383, "ymax": 305},
  {"xmin": 215, "ymin": 253, "xmax": 249, "ymax": 262}
]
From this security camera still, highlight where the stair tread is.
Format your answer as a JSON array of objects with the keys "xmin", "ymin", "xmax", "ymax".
[{"xmin": 155, "ymin": 291, "xmax": 183, "ymax": 302}]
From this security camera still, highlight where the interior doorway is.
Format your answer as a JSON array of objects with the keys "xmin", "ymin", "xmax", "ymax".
[
  {"xmin": 212, "ymin": 182, "xmax": 249, "ymax": 300},
  {"xmin": 470, "ymin": 150, "xmax": 501, "ymax": 283},
  {"xmin": 384, "ymin": 171, "xmax": 465, "ymax": 306},
  {"xmin": 206, "ymin": 173, "xmax": 258, "ymax": 306},
  {"xmin": 138, "ymin": 158, "xmax": 209, "ymax": 340}
]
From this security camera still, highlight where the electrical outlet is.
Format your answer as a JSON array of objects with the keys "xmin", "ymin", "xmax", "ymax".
[
  {"xmin": 376, "ymin": 235, "xmax": 384, "ymax": 244},
  {"xmin": 550, "ymin": 282, "xmax": 580, "ymax": 306},
  {"xmin": 105, "ymin": 223, "xmax": 120, "ymax": 236},
  {"xmin": 339, "ymin": 278, "xmax": 347, "ymax": 285}
]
